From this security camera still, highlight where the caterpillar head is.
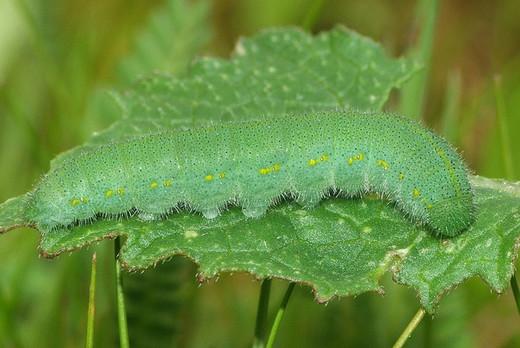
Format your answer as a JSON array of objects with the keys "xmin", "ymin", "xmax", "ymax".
[
  {"xmin": 427, "ymin": 193, "xmax": 475, "ymax": 237},
  {"xmin": 27, "ymin": 171, "xmax": 82, "ymax": 230}
]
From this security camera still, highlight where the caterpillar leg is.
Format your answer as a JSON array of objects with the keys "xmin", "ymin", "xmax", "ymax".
[
  {"xmin": 242, "ymin": 205, "xmax": 269, "ymax": 218},
  {"xmin": 295, "ymin": 192, "xmax": 323, "ymax": 209},
  {"xmin": 202, "ymin": 208, "xmax": 220, "ymax": 219},
  {"xmin": 137, "ymin": 212, "xmax": 162, "ymax": 221}
]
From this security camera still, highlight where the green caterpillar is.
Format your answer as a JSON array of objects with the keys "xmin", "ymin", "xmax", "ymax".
[{"xmin": 26, "ymin": 110, "xmax": 475, "ymax": 237}]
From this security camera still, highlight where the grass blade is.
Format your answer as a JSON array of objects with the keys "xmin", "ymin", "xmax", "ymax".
[
  {"xmin": 253, "ymin": 279, "xmax": 272, "ymax": 348},
  {"xmin": 392, "ymin": 308, "xmax": 426, "ymax": 348},
  {"xmin": 510, "ymin": 275, "xmax": 520, "ymax": 315},
  {"xmin": 266, "ymin": 283, "xmax": 295, "ymax": 348},
  {"xmin": 86, "ymin": 253, "xmax": 97, "ymax": 348},
  {"xmin": 400, "ymin": 0, "xmax": 439, "ymax": 120},
  {"xmin": 440, "ymin": 71, "xmax": 462, "ymax": 143},
  {"xmin": 302, "ymin": 0, "xmax": 326, "ymax": 31},
  {"xmin": 115, "ymin": 238, "xmax": 130, "ymax": 348},
  {"xmin": 494, "ymin": 75, "xmax": 520, "ymax": 314},
  {"xmin": 494, "ymin": 75, "xmax": 515, "ymax": 179}
]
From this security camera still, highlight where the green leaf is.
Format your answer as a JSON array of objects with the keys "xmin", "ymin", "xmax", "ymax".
[
  {"xmin": 49, "ymin": 25, "xmax": 418, "ymax": 169},
  {"xmin": 395, "ymin": 176, "xmax": 520, "ymax": 311},
  {"xmin": 86, "ymin": 25, "xmax": 419, "ymax": 144},
  {"xmin": 0, "ymin": 195, "xmax": 30, "ymax": 233},
  {"xmin": 19, "ymin": 176, "xmax": 517, "ymax": 312},
  {"xmin": 1, "ymin": 27, "xmax": 518, "ymax": 312}
]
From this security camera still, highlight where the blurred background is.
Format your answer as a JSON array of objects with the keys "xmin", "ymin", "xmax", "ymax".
[{"xmin": 0, "ymin": 0, "xmax": 519, "ymax": 347}]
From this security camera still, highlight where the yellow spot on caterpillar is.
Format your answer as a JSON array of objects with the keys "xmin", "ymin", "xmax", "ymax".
[
  {"xmin": 427, "ymin": 204, "xmax": 433, "ymax": 209},
  {"xmin": 80, "ymin": 197, "xmax": 89, "ymax": 203},
  {"xmin": 163, "ymin": 179, "xmax": 173, "ymax": 187},
  {"xmin": 105, "ymin": 190, "xmax": 114, "ymax": 198},
  {"xmin": 413, "ymin": 188, "xmax": 421, "ymax": 198},
  {"xmin": 150, "ymin": 181, "xmax": 158, "ymax": 189},
  {"xmin": 204, "ymin": 174, "xmax": 214, "ymax": 181},
  {"xmin": 399, "ymin": 173, "xmax": 405, "ymax": 180},
  {"xmin": 117, "ymin": 187, "xmax": 125, "ymax": 195},
  {"xmin": 259, "ymin": 163, "xmax": 281, "ymax": 175},
  {"xmin": 309, "ymin": 155, "xmax": 329, "ymax": 167},
  {"xmin": 347, "ymin": 153, "xmax": 364, "ymax": 166},
  {"xmin": 377, "ymin": 159, "xmax": 389, "ymax": 170},
  {"xmin": 219, "ymin": 172, "xmax": 226, "ymax": 179},
  {"xmin": 70, "ymin": 198, "xmax": 81, "ymax": 207}
]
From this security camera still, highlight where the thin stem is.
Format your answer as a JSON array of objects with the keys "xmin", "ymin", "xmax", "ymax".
[
  {"xmin": 511, "ymin": 275, "xmax": 520, "ymax": 314},
  {"xmin": 392, "ymin": 308, "xmax": 426, "ymax": 348},
  {"xmin": 301, "ymin": 0, "xmax": 326, "ymax": 31},
  {"xmin": 86, "ymin": 253, "xmax": 97, "ymax": 348},
  {"xmin": 494, "ymin": 76, "xmax": 520, "ymax": 314},
  {"xmin": 266, "ymin": 283, "xmax": 295, "ymax": 348},
  {"xmin": 253, "ymin": 279, "xmax": 272, "ymax": 348},
  {"xmin": 115, "ymin": 238, "xmax": 130, "ymax": 348},
  {"xmin": 400, "ymin": 0, "xmax": 438, "ymax": 120},
  {"xmin": 493, "ymin": 75, "xmax": 515, "ymax": 179},
  {"xmin": 440, "ymin": 71, "xmax": 462, "ymax": 143}
]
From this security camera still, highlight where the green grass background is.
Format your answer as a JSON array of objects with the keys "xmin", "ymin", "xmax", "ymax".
[{"xmin": 0, "ymin": 0, "xmax": 519, "ymax": 347}]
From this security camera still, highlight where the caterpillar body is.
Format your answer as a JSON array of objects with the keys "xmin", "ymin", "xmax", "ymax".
[{"xmin": 27, "ymin": 111, "xmax": 475, "ymax": 237}]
